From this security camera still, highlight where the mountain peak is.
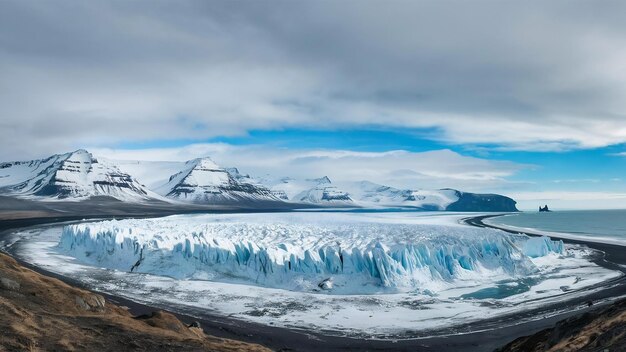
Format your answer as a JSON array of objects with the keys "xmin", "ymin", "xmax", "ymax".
[
  {"xmin": 65, "ymin": 149, "xmax": 93, "ymax": 163},
  {"xmin": 71, "ymin": 148, "xmax": 90, "ymax": 155},
  {"xmin": 0, "ymin": 149, "xmax": 155, "ymax": 201},
  {"xmin": 308, "ymin": 176, "xmax": 332, "ymax": 184},
  {"xmin": 189, "ymin": 157, "xmax": 220, "ymax": 170},
  {"xmin": 160, "ymin": 157, "xmax": 280, "ymax": 204},
  {"xmin": 357, "ymin": 180, "xmax": 381, "ymax": 187}
]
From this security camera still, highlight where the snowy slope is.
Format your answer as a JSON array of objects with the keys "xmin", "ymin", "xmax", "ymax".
[
  {"xmin": 342, "ymin": 181, "xmax": 518, "ymax": 211},
  {"xmin": 344, "ymin": 181, "xmax": 459, "ymax": 209},
  {"xmin": 0, "ymin": 150, "xmax": 518, "ymax": 211},
  {"xmin": 0, "ymin": 150, "xmax": 160, "ymax": 202},
  {"xmin": 259, "ymin": 176, "xmax": 353, "ymax": 205},
  {"xmin": 258, "ymin": 177, "xmax": 516, "ymax": 211},
  {"xmin": 113, "ymin": 159, "xmax": 185, "ymax": 190},
  {"xmin": 156, "ymin": 157, "xmax": 282, "ymax": 205}
]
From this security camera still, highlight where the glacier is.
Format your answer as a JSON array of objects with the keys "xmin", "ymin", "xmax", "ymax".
[
  {"xmin": 58, "ymin": 213, "xmax": 564, "ymax": 294},
  {"xmin": 523, "ymin": 236, "xmax": 565, "ymax": 257},
  {"xmin": 6, "ymin": 211, "xmax": 621, "ymax": 336}
]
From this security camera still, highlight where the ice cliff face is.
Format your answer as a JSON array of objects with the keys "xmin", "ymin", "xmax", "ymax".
[
  {"xmin": 523, "ymin": 236, "xmax": 565, "ymax": 257},
  {"xmin": 58, "ymin": 213, "xmax": 564, "ymax": 294},
  {"xmin": 157, "ymin": 158, "xmax": 282, "ymax": 205},
  {"xmin": 0, "ymin": 149, "xmax": 156, "ymax": 201}
]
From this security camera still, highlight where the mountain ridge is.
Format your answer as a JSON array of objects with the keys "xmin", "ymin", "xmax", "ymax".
[
  {"xmin": 0, "ymin": 150, "xmax": 518, "ymax": 211},
  {"xmin": 0, "ymin": 150, "xmax": 159, "ymax": 202},
  {"xmin": 157, "ymin": 157, "xmax": 282, "ymax": 205}
]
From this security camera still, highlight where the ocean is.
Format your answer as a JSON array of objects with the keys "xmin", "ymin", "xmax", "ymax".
[{"xmin": 487, "ymin": 209, "xmax": 626, "ymax": 245}]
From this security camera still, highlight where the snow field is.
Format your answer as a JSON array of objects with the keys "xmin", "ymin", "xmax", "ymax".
[{"xmin": 59, "ymin": 212, "xmax": 565, "ymax": 294}]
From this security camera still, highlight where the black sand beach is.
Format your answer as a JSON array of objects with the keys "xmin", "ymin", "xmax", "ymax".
[{"xmin": 2, "ymin": 211, "xmax": 625, "ymax": 351}]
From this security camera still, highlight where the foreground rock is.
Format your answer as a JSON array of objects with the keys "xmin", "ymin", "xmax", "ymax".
[
  {"xmin": 497, "ymin": 299, "xmax": 626, "ymax": 351},
  {"xmin": 0, "ymin": 252, "xmax": 270, "ymax": 352}
]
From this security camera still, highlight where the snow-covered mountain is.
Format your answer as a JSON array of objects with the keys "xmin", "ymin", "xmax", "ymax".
[
  {"xmin": 344, "ymin": 181, "xmax": 458, "ymax": 209},
  {"xmin": 259, "ymin": 176, "xmax": 354, "ymax": 205},
  {"xmin": 0, "ymin": 149, "xmax": 518, "ymax": 211},
  {"xmin": 256, "ymin": 177, "xmax": 517, "ymax": 211},
  {"xmin": 0, "ymin": 149, "xmax": 157, "ymax": 202},
  {"xmin": 155, "ymin": 157, "xmax": 282, "ymax": 205},
  {"xmin": 344, "ymin": 181, "xmax": 517, "ymax": 211}
]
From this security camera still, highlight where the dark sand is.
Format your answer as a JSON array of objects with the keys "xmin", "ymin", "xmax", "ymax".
[{"xmin": 2, "ymin": 210, "xmax": 625, "ymax": 351}]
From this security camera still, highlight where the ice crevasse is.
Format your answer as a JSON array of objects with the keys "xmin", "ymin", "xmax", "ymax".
[{"xmin": 58, "ymin": 215, "xmax": 565, "ymax": 293}]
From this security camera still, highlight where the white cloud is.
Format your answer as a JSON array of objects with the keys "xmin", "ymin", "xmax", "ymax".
[{"xmin": 91, "ymin": 144, "xmax": 527, "ymax": 193}]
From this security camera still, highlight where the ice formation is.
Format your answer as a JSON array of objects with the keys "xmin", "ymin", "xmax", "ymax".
[
  {"xmin": 523, "ymin": 236, "xmax": 565, "ymax": 258},
  {"xmin": 58, "ymin": 213, "xmax": 564, "ymax": 294}
]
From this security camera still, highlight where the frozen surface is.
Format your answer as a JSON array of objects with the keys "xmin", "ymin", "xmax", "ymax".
[
  {"xmin": 58, "ymin": 212, "xmax": 565, "ymax": 294},
  {"xmin": 4, "ymin": 212, "xmax": 622, "ymax": 337}
]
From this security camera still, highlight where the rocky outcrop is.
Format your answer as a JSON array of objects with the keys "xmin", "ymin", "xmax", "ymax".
[
  {"xmin": 497, "ymin": 299, "xmax": 626, "ymax": 352},
  {"xmin": 74, "ymin": 294, "xmax": 106, "ymax": 312},
  {"xmin": 445, "ymin": 190, "xmax": 518, "ymax": 212},
  {"xmin": 0, "ymin": 277, "xmax": 19, "ymax": 291}
]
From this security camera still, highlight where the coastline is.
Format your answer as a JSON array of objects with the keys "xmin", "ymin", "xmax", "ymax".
[
  {"xmin": 2, "ymin": 211, "xmax": 626, "ymax": 351},
  {"xmin": 465, "ymin": 214, "xmax": 626, "ymax": 273},
  {"xmin": 465, "ymin": 214, "xmax": 626, "ymax": 351}
]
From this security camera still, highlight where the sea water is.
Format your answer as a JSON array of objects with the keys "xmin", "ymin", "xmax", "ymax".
[{"xmin": 488, "ymin": 209, "xmax": 626, "ymax": 245}]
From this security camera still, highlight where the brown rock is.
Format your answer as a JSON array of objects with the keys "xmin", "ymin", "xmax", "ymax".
[{"xmin": 0, "ymin": 277, "xmax": 20, "ymax": 291}]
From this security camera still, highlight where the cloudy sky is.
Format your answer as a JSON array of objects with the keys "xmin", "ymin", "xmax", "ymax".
[{"xmin": 2, "ymin": 0, "xmax": 626, "ymax": 209}]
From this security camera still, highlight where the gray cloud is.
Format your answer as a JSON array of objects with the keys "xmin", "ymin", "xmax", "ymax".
[{"xmin": 2, "ymin": 0, "xmax": 626, "ymax": 160}]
